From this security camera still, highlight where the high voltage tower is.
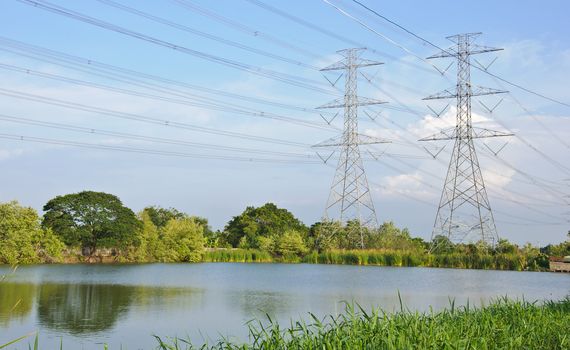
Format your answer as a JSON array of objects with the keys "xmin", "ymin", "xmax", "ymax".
[
  {"xmin": 420, "ymin": 33, "xmax": 512, "ymax": 246},
  {"xmin": 314, "ymin": 48, "xmax": 389, "ymax": 248}
]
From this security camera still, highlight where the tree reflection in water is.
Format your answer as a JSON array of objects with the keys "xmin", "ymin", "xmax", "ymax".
[
  {"xmin": 38, "ymin": 283, "xmax": 134, "ymax": 334},
  {"xmin": 0, "ymin": 283, "xmax": 37, "ymax": 326},
  {"xmin": 1, "ymin": 282, "xmax": 202, "ymax": 335}
]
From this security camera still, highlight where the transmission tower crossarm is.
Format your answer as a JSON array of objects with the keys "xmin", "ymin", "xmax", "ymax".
[
  {"xmin": 423, "ymin": 88, "xmax": 457, "ymax": 100},
  {"xmin": 317, "ymin": 97, "xmax": 387, "ymax": 109},
  {"xmin": 419, "ymin": 127, "xmax": 513, "ymax": 142},
  {"xmin": 471, "ymin": 127, "xmax": 514, "ymax": 139},
  {"xmin": 313, "ymin": 133, "xmax": 390, "ymax": 147},
  {"xmin": 418, "ymin": 128, "xmax": 457, "ymax": 141},
  {"xmin": 424, "ymin": 86, "xmax": 507, "ymax": 100},
  {"xmin": 427, "ymin": 46, "xmax": 503, "ymax": 60}
]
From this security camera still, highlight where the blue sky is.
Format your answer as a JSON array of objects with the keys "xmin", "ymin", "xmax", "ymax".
[{"xmin": 0, "ymin": 0, "xmax": 569, "ymax": 245}]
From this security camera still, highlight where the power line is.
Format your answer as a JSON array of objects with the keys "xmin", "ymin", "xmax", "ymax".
[
  {"xmin": 0, "ymin": 113, "xmax": 315, "ymax": 158},
  {"xmin": 0, "ymin": 36, "xmax": 334, "ymax": 116},
  {"xmin": 0, "ymin": 87, "xmax": 307, "ymax": 147},
  {"xmin": 0, "ymin": 111, "xmax": 423, "ymax": 162},
  {"xmin": 242, "ymin": 0, "xmax": 441, "ymax": 76},
  {"xmin": 349, "ymin": 0, "xmax": 570, "ymax": 109},
  {"xmin": 320, "ymin": 0, "xmax": 449, "ymax": 76},
  {"xmin": 95, "ymin": 0, "xmax": 319, "ymax": 70},
  {"xmin": 322, "ymin": 0, "xmax": 570, "ymax": 176},
  {"xmin": 0, "ymin": 61, "xmax": 334, "ymax": 130},
  {"xmin": 0, "ymin": 132, "xmax": 321, "ymax": 164},
  {"xmin": 16, "ymin": 0, "xmax": 337, "ymax": 95},
  {"xmin": 360, "ymin": 75, "xmax": 569, "ymax": 199},
  {"xmin": 170, "ymin": 0, "xmax": 320, "ymax": 59}
]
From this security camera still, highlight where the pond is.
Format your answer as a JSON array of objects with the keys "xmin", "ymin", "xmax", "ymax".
[{"xmin": 0, "ymin": 263, "xmax": 568, "ymax": 349}]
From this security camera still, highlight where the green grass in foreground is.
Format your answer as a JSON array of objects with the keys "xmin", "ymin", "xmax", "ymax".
[{"xmin": 153, "ymin": 297, "xmax": 570, "ymax": 350}]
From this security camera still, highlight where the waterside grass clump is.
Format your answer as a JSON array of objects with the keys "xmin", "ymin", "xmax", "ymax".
[
  {"xmin": 156, "ymin": 297, "xmax": 570, "ymax": 350},
  {"xmin": 202, "ymin": 249, "xmax": 272, "ymax": 263},
  {"xmin": 301, "ymin": 249, "xmax": 547, "ymax": 271}
]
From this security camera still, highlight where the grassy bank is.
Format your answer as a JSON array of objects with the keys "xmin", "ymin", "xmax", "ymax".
[
  {"xmin": 201, "ymin": 248, "xmax": 549, "ymax": 271},
  {"xmin": 160, "ymin": 297, "xmax": 570, "ymax": 349}
]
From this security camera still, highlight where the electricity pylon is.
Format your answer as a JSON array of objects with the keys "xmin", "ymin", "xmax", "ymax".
[
  {"xmin": 314, "ymin": 48, "xmax": 389, "ymax": 248},
  {"xmin": 420, "ymin": 33, "xmax": 512, "ymax": 246}
]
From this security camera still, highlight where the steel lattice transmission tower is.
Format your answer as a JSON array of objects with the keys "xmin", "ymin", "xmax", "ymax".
[
  {"xmin": 420, "ymin": 33, "xmax": 512, "ymax": 246},
  {"xmin": 314, "ymin": 48, "xmax": 389, "ymax": 248}
]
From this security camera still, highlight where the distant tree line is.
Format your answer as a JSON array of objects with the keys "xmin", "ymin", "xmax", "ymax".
[{"xmin": 0, "ymin": 191, "xmax": 568, "ymax": 269}]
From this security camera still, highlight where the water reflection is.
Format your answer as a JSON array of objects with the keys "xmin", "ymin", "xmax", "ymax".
[
  {"xmin": 0, "ymin": 281, "xmax": 203, "ymax": 335},
  {"xmin": 37, "ymin": 283, "xmax": 134, "ymax": 334},
  {"xmin": 0, "ymin": 264, "xmax": 568, "ymax": 350},
  {"xmin": 0, "ymin": 283, "xmax": 36, "ymax": 326}
]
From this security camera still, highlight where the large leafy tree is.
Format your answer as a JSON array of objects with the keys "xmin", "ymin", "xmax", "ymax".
[
  {"xmin": 222, "ymin": 203, "xmax": 307, "ymax": 248},
  {"xmin": 42, "ymin": 191, "xmax": 140, "ymax": 252}
]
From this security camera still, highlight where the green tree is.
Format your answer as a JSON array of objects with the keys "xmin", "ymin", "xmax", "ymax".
[
  {"xmin": 336, "ymin": 220, "xmax": 373, "ymax": 249},
  {"xmin": 276, "ymin": 230, "xmax": 308, "ymax": 256},
  {"xmin": 369, "ymin": 221, "xmax": 422, "ymax": 251},
  {"xmin": 143, "ymin": 206, "xmax": 186, "ymax": 228},
  {"xmin": 308, "ymin": 221, "xmax": 341, "ymax": 252},
  {"xmin": 127, "ymin": 210, "xmax": 163, "ymax": 262},
  {"xmin": 143, "ymin": 206, "xmax": 215, "ymax": 247},
  {"xmin": 42, "ymin": 191, "xmax": 140, "ymax": 254},
  {"xmin": 161, "ymin": 218, "xmax": 205, "ymax": 262},
  {"xmin": 222, "ymin": 203, "xmax": 308, "ymax": 248},
  {"xmin": 495, "ymin": 239, "xmax": 518, "ymax": 254},
  {"xmin": 0, "ymin": 201, "xmax": 64, "ymax": 264}
]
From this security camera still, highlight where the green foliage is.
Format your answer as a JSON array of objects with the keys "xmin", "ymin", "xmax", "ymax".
[
  {"xmin": 369, "ymin": 221, "xmax": 424, "ymax": 251},
  {"xmin": 542, "ymin": 235, "xmax": 570, "ymax": 257},
  {"xmin": 202, "ymin": 248, "xmax": 272, "ymax": 263},
  {"xmin": 1, "ymin": 195, "xmax": 568, "ymax": 271},
  {"xmin": 160, "ymin": 218, "xmax": 205, "ymax": 262},
  {"xmin": 42, "ymin": 191, "xmax": 140, "ymax": 252},
  {"xmin": 125, "ymin": 211, "xmax": 162, "ymax": 262},
  {"xmin": 130, "ymin": 213, "xmax": 206, "ymax": 263},
  {"xmin": 308, "ymin": 221, "xmax": 341, "ymax": 252},
  {"xmin": 158, "ymin": 297, "xmax": 570, "ymax": 350},
  {"xmin": 222, "ymin": 203, "xmax": 308, "ymax": 248},
  {"xmin": 0, "ymin": 201, "xmax": 64, "ymax": 264},
  {"xmin": 143, "ymin": 206, "xmax": 186, "ymax": 228},
  {"xmin": 276, "ymin": 230, "xmax": 307, "ymax": 256},
  {"xmin": 430, "ymin": 234, "xmax": 454, "ymax": 254}
]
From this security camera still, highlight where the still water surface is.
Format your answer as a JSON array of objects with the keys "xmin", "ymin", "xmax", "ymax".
[{"xmin": 0, "ymin": 263, "xmax": 568, "ymax": 349}]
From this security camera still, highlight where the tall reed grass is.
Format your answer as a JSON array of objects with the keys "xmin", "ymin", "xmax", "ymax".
[
  {"xmin": 202, "ymin": 249, "xmax": 272, "ymax": 263},
  {"xmin": 201, "ymin": 248, "xmax": 546, "ymax": 271},
  {"xmin": 301, "ymin": 249, "xmax": 546, "ymax": 271},
  {"xmin": 156, "ymin": 297, "xmax": 570, "ymax": 349}
]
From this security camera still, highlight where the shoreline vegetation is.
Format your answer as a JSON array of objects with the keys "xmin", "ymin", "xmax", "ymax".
[
  {"xmin": 3, "ymin": 297, "xmax": 569, "ymax": 349},
  {"xmin": 1, "ymin": 191, "xmax": 568, "ymax": 271},
  {"xmin": 155, "ymin": 297, "xmax": 570, "ymax": 350}
]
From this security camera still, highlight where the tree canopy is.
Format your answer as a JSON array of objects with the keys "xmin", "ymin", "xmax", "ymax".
[
  {"xmin": 222, "ymin": 203, "xmax": 308, "ymax": 248},
  {"xmin": 0, "ymin": 201, "xmax": 63, "ymax": 264},
  {"xmin": 42, "ymin": 191, "xmax": 140, "ymax": 252}
]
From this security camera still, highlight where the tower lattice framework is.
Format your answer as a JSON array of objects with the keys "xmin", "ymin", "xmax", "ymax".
[
  {"xmin": 314, "ymin": 48, "xmax": 388, "ymax": 248},
  {"xmin": 420, "ymin": 33, "xmax": 512, "ymax": 246}
]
